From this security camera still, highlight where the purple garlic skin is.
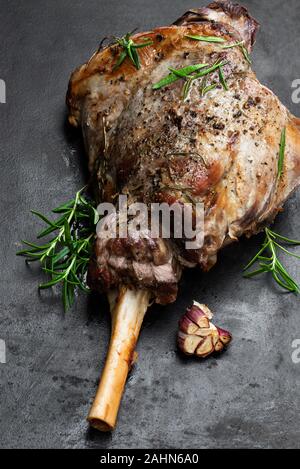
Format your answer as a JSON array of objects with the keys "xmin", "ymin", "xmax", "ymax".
[{"xmin": 177, "ymin": 302, "xmax": 232, "ymax": 358}]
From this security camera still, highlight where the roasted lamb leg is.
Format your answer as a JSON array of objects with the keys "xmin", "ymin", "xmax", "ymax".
[{"xmin": 67, "ymin": 0, "xmax": 300, "ymax": 430}]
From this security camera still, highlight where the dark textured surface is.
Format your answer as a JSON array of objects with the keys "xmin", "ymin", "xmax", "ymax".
[{"xmin": 0, "ymin": 0, "xmax": 300, "ymax": 449}]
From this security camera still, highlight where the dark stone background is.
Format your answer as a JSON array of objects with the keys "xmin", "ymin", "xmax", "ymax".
[{"xmin": 0, "ymin": 0, "xmax": 299, "ymax": 449}]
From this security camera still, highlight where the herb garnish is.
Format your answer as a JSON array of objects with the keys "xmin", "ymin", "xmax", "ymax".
[
  {"xmin": 192, "ymin": 60, "xmax": 228, "ymax": 80},
  {"xmin": 218, "ymin": 66, "xmax": 228, "ymax": 91},
  {"xmin": 113, "ymin": 32, "xmax": 153, "ymax": 70},
  {"xmin": 221, "ymin": 40, "xmax": 245, "ymax": 50},
  {"xmin": 241, "ymin": 45, "xmax": 252, "ymax": 64},
  {"xmin": 278, "ymin": 127, "xmax": 286, "ymax": 179},
  {"xmin": 182, "ymin": 78, "xmax": 194, "ymax": 100},
  {"xmin": 222, "ymin": 41, "xmax": 252, "ymax": 65},
  {"xmin": 222, "ymin": 40, "xmax": 252, "ymax": 64},
  {"xmin": 152, "ymin": 64, "xmax": 208, "ymax": 90},
  {"xmin": 185, "ymin": 34, "xmax": 226, "ymax": 44},
  {"xmin": 185, "ymin": 35, "xmax": 252, "ymax": 64},
  {"xmin": 221, "ymin": 39, "xmax": 252, "ymax": 64},
  {"xmin": 17, "ymin": 188, "xmax": 99, "ymax": 310},
  {"xmin": 201, "ymin": 83, "xmax": 218, "ymax": 96},
  {"xmin": 153, "ymin": 60, "xmax": 228, "ymax": 100},
  {"xmin": 244, "ymin": 228, "xmax": 300, "ymax": 293}
]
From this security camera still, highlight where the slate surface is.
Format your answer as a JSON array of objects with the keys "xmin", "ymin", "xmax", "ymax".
[{"xmin": 0, "ymin": 0, "xmax": 299, "ymax": 449}]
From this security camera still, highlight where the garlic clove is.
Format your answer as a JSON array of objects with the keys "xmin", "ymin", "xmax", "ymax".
[
  {"xmin": 217, "ymin": 327, "xmax": 232, "ymax": 345},
  {"xmin": 186, "ymin": 305, "xmax": 211, "ymax": 328},
  {"xmin": 214, "ymin": 340, "xmax": 224, "ymax": 352},
  {"xmin": 194, "ymin": 323, "xmax": 217, "ymax": 337},
  {"xmin": 178, "ymin": 331, "xmax": 202, "ymax": 355},
  {"xmin": 179, "ymin": 315, "xmax": 200, "ymax": 334},
  {"xmin": 193, "ymin": 301, "xmax": 213, "ymax": 320},
  {"xmin": 177, "ymin": 302, "xmax": 232, "ymax": 358},
  {"xmin": 196, "ymin": 336, "xmax": 214, "ymax": 357}
]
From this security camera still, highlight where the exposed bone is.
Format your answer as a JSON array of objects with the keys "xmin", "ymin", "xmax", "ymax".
[{"xmin": 87, "ymin": 287, "xmax": 151, "ymax": 431}]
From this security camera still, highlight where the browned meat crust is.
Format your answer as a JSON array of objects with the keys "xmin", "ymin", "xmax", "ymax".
[
  {"xmin": 67, "ymin": 1, "xmax": 300, "ymax": 303},
  {"xmin": 87, "ymin": 214, "xmax": 182, "ymax": 304},
  {"xmin": 173, "ymin": 0, "xmax": 259, "ymax": 49}
]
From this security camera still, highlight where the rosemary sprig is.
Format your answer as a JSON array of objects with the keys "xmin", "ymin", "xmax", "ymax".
[
  {"xmin": 244, "ymin": 227, "xmax": 300, "ymax": 293},
  {"xmin": 185, "ymin": 31, "xmax": 253, "ymax": 68},
  {"xmin": 185, "ymin": 34, "xmax": 252, "ymax": 64},
  {"xmin": 192, "ymin": 60, "xmax": 228, "ymax": 80},
  {"xmin": 152, "ymin": 64, "xmax": 208, "ymax": 90},
  {"xmin": 185, "ymin": 34, "xmax": 226, "ymax": 43},
  {"xmin": 197, "ymin": 60, "xmax": 229, "ymax": 97},
  {"xmin": 17, "ymin": 188, "xmax": 99, "ymax": 310},
  {"xmin": 113, "ymin": 32, "xmax": 153, "ymax": 70},
  {"xmin": 153, "ymin": 60, "xmax": 228, "ymax": 100},
  {"xmin": 278, "ymin": 127, "xmax": 286, "ymax": 179}
]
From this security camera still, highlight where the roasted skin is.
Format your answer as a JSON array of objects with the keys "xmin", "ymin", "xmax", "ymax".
[{"xmin": 67, "ymin": 1, "xmax": 300, "ymax": 303}]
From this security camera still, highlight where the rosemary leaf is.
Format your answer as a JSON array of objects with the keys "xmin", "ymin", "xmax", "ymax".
[
  {"xmin": 185, "ymin": 34, "xmax": 226, "ymax": 43},
  {"xmin": 52, "ymin": 247, "xmax": 71, "ymax": 263},
  {"xmin": 278, "ymin": 127, "xmax": 286, "ymax": 179},
  {"xmin": 19, "ymin": 240, "xmax": 53, "ymax": 251},
  {"xmin": 127, "ymin": 40, "xmax": 138, "ymax": 68},
  {"xmin": 38, "ymin": 213, "xmax": 69, "ymax": 238},
  {"xmin": 133, "ymin": 40, "xmax": 153, "ymax": 49},
  {"xmin": 31, "ymin": 211, "xmax": 57, "ymax": 228},
  {"xmin": 243, "ymin": 266, "xmax": 269, "ymax": 278},
  {"xmin": 112, "ymin": 50, "xmax": 127, "ymax": 70},
  {"xmin": 241, "ymin": 45, "xmax": 252, "ymax": 64},
  {"xmin": 132, "ymin": 51, "xmax": 140, "ymax": 69},
  {"xmin": 64, "ymin": 219, "xmax": 72, "ymax": 245},
  {"xmin": 182, "ymin": 78, "xmax": 193, "ymax": 101},
  {"xmin": 152, "ymin": 63, "xmax": 208, "ymax": 90},
  {"xmin": 272, "ymin": 232, "xmax": 300, "ymax": 245},
  {"xmin": 221, "ymin": 40, "xmax": 245, "ymax": 49},
  {"xmin": 192, "ymin": 60, "xmax": 228, "ymax": 80},
  {"xmin": 168, "ymin": 67, "xmax": 193, "ymax": 79},
  {"xmin": 218, "ymin": 66, "xmax": 228, "ymax": 91},
  {"xmin": 39, "ymin": 274, "xmax": 65, "ymax": 290},
  {"xmin": 201, "ymin": 83, "xmax": 218, "ymax": 96},
  {"xmin": 152, "ymin": 74, "xmax": 179, "ymax": 90}
]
